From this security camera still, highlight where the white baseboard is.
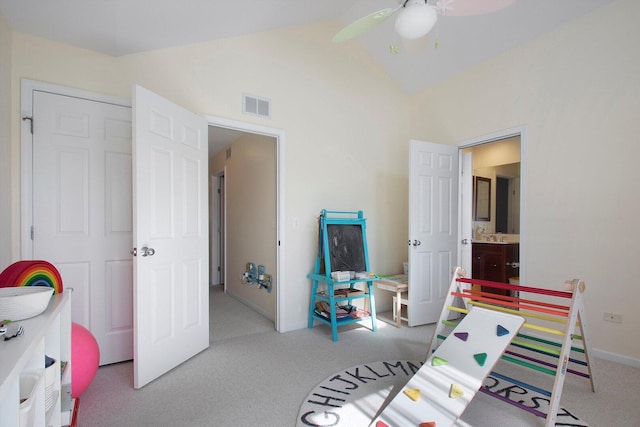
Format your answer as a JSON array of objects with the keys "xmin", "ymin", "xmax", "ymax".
[
  {"xmin": 593, "ymin": 347, "xmax": 640, "ymax": 368},
  {"xmin": 280, "ymin": 320, "xmax": 308, "ymax": 333}
]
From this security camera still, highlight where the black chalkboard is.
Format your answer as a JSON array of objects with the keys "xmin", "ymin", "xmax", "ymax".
[{"xmin": 325, "ymin": 224, "xmax": 366, "ymax": 272}]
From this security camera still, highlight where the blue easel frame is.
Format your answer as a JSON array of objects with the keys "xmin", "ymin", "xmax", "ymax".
[{"xmin": 307, "ymin": 210, "xmax": 378, "ymax": 341}]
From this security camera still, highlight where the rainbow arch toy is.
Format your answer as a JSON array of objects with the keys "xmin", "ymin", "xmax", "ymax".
[{"xmin": 0, "ymin": 260, "xmax": 63, "ymax": 294}]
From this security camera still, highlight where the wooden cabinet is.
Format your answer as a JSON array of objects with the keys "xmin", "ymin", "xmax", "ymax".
[
  {"xmin": 0, "ymin": 291, "xmax": 72, "ymax": 427},
  {"xmin": 472, "ymin": 243, "xmax": 519, "ymax": 295}
]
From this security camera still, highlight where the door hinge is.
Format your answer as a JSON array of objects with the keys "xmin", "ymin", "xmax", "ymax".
[
  {"xmin": 22, "ymin": 116, "xmax": 33, "ymax": 134},
  {"xmin": 30, "ymin": 226, "xmax": 34, "ymax": 240}
]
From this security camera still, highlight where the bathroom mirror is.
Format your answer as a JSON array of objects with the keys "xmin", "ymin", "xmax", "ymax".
[{"xmin": 474, "ymin": 176, "xmax": 491, "ymax": 221}]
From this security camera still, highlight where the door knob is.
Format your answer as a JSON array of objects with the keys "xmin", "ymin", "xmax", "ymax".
[
  {"xmin": 461, "ymin": 239, "xmax": 470, "ymax": 245},
  {"xmin": 140, "ymin": 246, "xmax": 156, "ymax": 257},
  {"xmin": 412, "ymin": 240, "xmax": 421, "ymax": 247}
]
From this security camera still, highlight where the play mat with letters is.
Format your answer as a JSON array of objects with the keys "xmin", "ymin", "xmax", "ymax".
[{"xmin": 297, "ymin": 360, "xmax": 589, "ymax": 427}]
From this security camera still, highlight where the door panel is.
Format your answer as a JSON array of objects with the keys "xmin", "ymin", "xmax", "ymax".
[
  {"xmin": 408, "ymin": 140, "xmax": 458, "ymax": 326},
  {"xmin": 133, "ymin": 85, "xmax": 209, "ymax": 389},
  {"xmin": 32, "ymin": 91, "xmax": 133, "ymax": 365},
  {"xmin": 460, "ymin": 152, "xmax": 473, "ymax": 274}
]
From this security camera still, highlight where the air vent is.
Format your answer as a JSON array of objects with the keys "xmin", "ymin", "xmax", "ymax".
[{"xmin": 243, "ymin": 94, "xmax": 271, "ymax": 118}]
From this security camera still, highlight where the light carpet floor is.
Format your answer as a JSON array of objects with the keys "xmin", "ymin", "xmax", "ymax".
[{"xmin": 78, "ymin": 285, "xmax": 640, "ymax": 426}]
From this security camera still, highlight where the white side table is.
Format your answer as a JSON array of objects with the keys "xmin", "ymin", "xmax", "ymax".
[{"xmin": 376, "ymin": 274, "xmax": 408, "ymax": 327}]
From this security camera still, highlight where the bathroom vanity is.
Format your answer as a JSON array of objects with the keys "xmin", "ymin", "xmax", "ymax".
[{"xmin": 471, "ymin": 241, "xmax": 519, "ymax": 296}]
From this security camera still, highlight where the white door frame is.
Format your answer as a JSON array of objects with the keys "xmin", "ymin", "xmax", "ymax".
[
  {"xmin": 210, "ymin": 168, "xmax": 226, "ymax": 291},
  {"xmin": 459, "ymin": 151, "xmax": 473, "ymax": 273},
  {"xmin": 210, "ymin": 174, "xmax": 222, "ymax": 287},
  {"xmin": 456, "ymin": 125, "xmax": 527, "ymax": 283},
  {"xmin": 20, "ymin": 79, "xmax": 131, "ymax": 259},
  {"xmin": 203, "ymin": 115, "xmax": 285, "ymax": 333}
]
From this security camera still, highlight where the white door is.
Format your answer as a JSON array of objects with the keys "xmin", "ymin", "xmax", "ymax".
[
  {"xmin": 32, "ymin": 90, "xmax": 133, "ymax": 365},
  {"xmin": 408, "ymin": 140, "xmax": 458, "ymax": 326},
  {"xmin": 133, "ymin": 85, "xmax": 209, "ymax": 389},
  {"xmin": 459, "ymin": 152, "xmax": 473, "ymax": 274}
]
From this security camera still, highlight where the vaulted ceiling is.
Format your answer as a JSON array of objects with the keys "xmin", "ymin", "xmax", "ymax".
[{"xmin": 1, "ymin": 0, "xmax": 614, "ymax": 94}]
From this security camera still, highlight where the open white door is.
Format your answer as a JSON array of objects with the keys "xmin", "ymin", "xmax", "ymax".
[
  {"xmin": 133, "ymin": 85, "xmax": 209, "ymax": 389},
  {"xmin": 459, "ymin": 151, "xmax": 473, "ymax": 274},
  {"xmin": 408, "ymin": 140, "xmax": 458, "ymax": 326}
]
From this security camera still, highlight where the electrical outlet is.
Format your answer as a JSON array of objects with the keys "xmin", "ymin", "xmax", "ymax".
[{"xmin": 603, "ymin": 312, "xmax": 622, "ymax": 323}]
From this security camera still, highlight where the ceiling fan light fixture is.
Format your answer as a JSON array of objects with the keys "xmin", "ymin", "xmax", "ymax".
[{"xmin": 395, "ymin": 1, "xmax": 438, "ymax": 40}]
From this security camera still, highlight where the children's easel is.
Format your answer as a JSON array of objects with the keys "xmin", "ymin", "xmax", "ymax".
[
  {"xmin": 307, "ymin": 210, "xmax": 378, "ymax": 341},
  {"xmin": 426, "ymin": 267, "xmax": 596, "ymax": 426}
]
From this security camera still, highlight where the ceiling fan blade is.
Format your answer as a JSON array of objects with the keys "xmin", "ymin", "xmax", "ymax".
[{"xmin": 332, "ymin": 7, "xmax": 398, "ymax": 43}]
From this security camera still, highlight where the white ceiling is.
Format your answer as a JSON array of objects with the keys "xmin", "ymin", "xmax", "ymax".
[
  {"xmin": 1, "ymin": 0, "xmax": 615, "ymax": 154},
  {"xmin": 1, "ymin": 0, "xmax": 614, "ymax": 95}
]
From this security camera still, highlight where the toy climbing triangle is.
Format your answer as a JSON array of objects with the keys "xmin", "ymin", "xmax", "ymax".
[
  {"xmin": 454, "ymin": 332, "xmax": 468, "ymax": 341},
  {"xmin": 371, "ymin": 307, "xmax": 525, "ymax": 427}
]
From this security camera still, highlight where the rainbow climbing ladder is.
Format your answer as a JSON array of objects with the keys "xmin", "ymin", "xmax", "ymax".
[
  {"xmin": 425, "ymin": 267, "xmax": 595, "ymax": 427},
  {"xmin": 371, "ymin": 306, "xmax": 525, "ymax": 427}
]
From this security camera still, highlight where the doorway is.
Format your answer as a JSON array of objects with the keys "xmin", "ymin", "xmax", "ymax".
[
  {"xmin": 463, "ymin": 136, "xmax": 521, "ymax": 236},
  {"xmin": 207, "ymin": 118, "xmax": 283, "ymax": 330},
  {"xmin": 459, "ymin": 128, "xmax": 525, "ymax": 283}
]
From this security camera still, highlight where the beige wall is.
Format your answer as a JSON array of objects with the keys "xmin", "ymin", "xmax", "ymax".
[
  {"xmin": 411, "ymin": 0, "xmax": 640, "ymax": 361},
  {"xmin": 211, "ymin": 134, "xmax": 277, "ymax": 320},
  {"xmin": 0, "ymin": 14, "xmax": 11, "ymax": 267},
  {"xmin": 8, "ymin": 22, "xmax": 411, "ymax": 332}
]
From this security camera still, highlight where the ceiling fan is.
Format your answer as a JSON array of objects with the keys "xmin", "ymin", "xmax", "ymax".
[{"xmin": 332, "ymin": 0, "xmax": 516, "ymax": 43}]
